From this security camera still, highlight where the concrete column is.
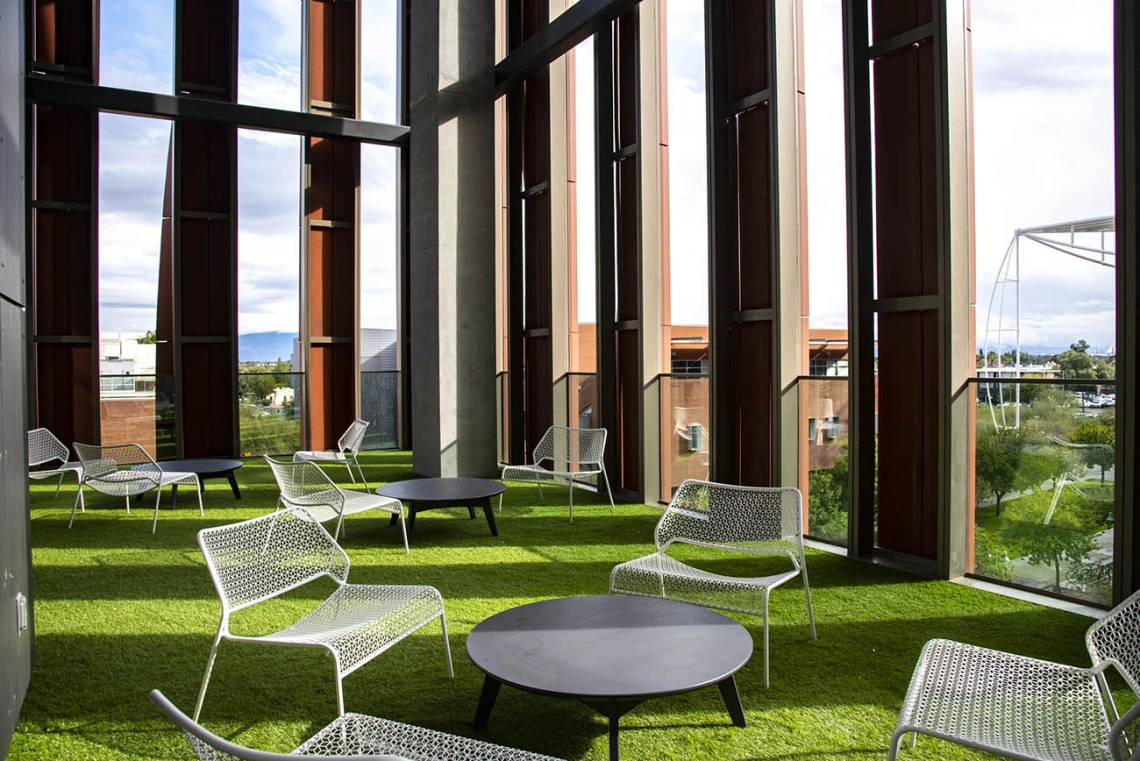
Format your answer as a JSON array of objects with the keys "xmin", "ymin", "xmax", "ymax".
[
  {"xmin": 410, "ymin": 0, "xmax": 498, "ymax": 478},
  {"xmin": 549, "ymin": 0, "xmax": 571, "ymax": 430}
]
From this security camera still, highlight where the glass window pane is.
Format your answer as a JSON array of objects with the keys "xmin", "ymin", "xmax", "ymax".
[
  {"xmin": 360, "ymin": 143, "xmax": 400, "ymax": 450},
  {"xmin": 237, "ymin": 129, "xmax": 301, "ymax": 455},
  {"xmin": 361, "ymin": 0, "xmax": 400, "ymax": 123},
  {"xmin": 238, "ymin": 0, "xmax": 303, "ymax": 110},
  {"xmin": 99, "ymin": 0, "xmax": 174, "ymax": 93}
]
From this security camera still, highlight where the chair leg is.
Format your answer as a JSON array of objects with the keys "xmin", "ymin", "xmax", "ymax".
[
  {"xmin": 538, "ymin": 482, "xmax": 544, "ymax": 501},
  {"xmin": 193, "ymin": 631, "xmax": 225, "ymax": 722},
  {"xmin": 125, "ymin": 494, "xmax": 131, "ymax": 514},
  {"xmin": 152, "ymin": 487, "xmax": 162, "ymax": 533},
  {"xmin": 355, "ymin": 458, "xmax": 370, "ymax": 492},
  {"xmin": 54, "ymin": 472, "xmax": 64, "ymax": 498},
  {"xmin": 440, "ymin": 611, "xmax": 454, "ymax": 678},
  {"xmin": 76, "ymin": 471, "xmax": 85, "ymax": 511},
  {"xmin": 346, "ymin": 463, "xmax": 356, "ymax": 484},
  {"xmin": 568, "ymin": 479, "xmax": 573, "ymax": 523},
  {"xmin": 763, "ymin": 592, "xmax": 771, "ymax": 688},
  {"xmin": 887, "ymin": 730, "xmax": 906, "ymax": 761},
  {"xmin": 601, "ymin": 467, "xmax": 616, "ymax": 511},
  {"xmin": 195, "ymin": 477, "xmax": 205, "ymax": 517},
  {"xmin": 498, "ymin": 491, "xmax": 504, "ymax": 513},
  {"xmin": 335, "ymin": 671, "xmax": 346, "ymax": 717},
  {"xmin": 801, "ymin": 562, "xmax": 817, "ymax": 640},
  {"xmin": 399, "ymin": 510, "xmax": 409, "ymax": 554},
  {"xmin": 68, "ymin": 486, "xmax": 83, "ymax": 529},
  {"xmin": 333, "ymin": 513, "xmax": 345, "ymax": 542}
]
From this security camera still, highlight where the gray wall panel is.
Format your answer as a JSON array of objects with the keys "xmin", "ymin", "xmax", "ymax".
[
  {"xmin": 0, "ymin": 0, "xmax": 24, "ymax": 306},
  {"xmin": 0, "ymin": 0, "xmax": 32, "ymax": 755}
]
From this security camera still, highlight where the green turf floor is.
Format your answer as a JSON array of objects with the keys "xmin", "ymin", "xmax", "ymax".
[{"xmin": 9, "ymin": 451, "xmax": 1111, "ymax": 760}]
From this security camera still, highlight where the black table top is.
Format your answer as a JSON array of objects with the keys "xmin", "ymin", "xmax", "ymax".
[
  {"xmin": 376, "ymin": 477, "xmax": 506, "ymax": 501},
  {"xmin": 466, "ymin": 595, "xmax": 753, "ymax": 701},
  {"xmin": 157, "ymin": 459, "xmax": 244, "ymax": 475}
]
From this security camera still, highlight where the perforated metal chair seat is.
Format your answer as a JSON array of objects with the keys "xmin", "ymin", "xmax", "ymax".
[
  {"xmin": 610, "ymin": 551, "xmax": 802, "ymax": 615},
  {"xmin": 29, "ymin": 460, "xmax": 83, "ymax": 480},
  {"xmin": 294, "ymin": 712, "xmax": 565, "ymax": 760},
  {"xmin": 293, "ymin": 418, "xmax": 371, "ymax": 489},
  {"xmin": 236, "ymin": 585, "xmax": 446, "ymax": 676},
  {"xmin": 72, "ymin": 443, "xmax": 203, "ymax": 532},
  {"xmin": 608, "ymin": 480, "xmax": 816, "ymax": 688},
  {"xmin": 287, "ymin": 489, "xmax": 403, "ymax": 524},
  {"xmin": 500, "ymin": 462, "xmax": 603, "ymax": 483},
  {"xmin": 152, "ymin": 690, "xmax": 566, "ymax": 761},
  {"xmin": 893, "ymin": 639, "xmax": 1113, "ymax": 761},
  {"xmin": 498, "ymin": 426, "xmax": 615, "ymax": 521}
]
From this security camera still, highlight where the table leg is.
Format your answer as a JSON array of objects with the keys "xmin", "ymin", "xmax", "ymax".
[
  {"xmin": 170, "ymin": 484, "xmax": 178, "ymax": 510},
  {"xmin": 389, "ymin": 512, "xmax": 399, "ymax": 527},
  {"xmin": 468, "ymin": 505, "xmax": 476, "ymax": 519},
  {"xmin": 406, "ymin": 505, "xmax": 417, "ymax": 534},
  {"xmin": 607, "ymin": 701, "xmax": 621, "ymax": 761},
  {"xmin": 226, "ymin": 470, "xmax": 242, "ymax": 499},
  {"xmin": 473, "ymin": 675, "xmax": 502, "ymax": 730},
  {"xmin": 481, "ymin": 498, "xmax": 498, "ymax": 536},
  {"xmin": 717, "ymin": 675, "xmax": 746, "ymax": 728}
]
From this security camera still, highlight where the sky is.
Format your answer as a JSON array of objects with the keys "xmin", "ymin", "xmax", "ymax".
[
  {"xmin": 97, "ymin": 1, "xmax": 1116, "ymax": 355},
  {"xmin": 97, "ymin": 0, "xmax": 399, "ymax": 340}
]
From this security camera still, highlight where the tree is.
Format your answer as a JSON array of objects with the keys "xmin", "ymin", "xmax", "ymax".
[
  {"xmin": 808, "ymin": 446, "xmax": 849, "ymax": 542},
  {"xmin": 1071, "ymin": 339, "xmax": 1090, "ymax": 354},
  {"xmin": 241, "ymin": 374, "xmax": 275, "ymax": 404},
  {"xmin": 138, "ymin": 330, "xmax": 158, "ymax": 344},
  {"xmin": 1069, "ymin": 421, "xmax": 1115, "ymax": 483},
  {"xmin": 973, "ymin": 526, "xmax": 1012, "ymax": 581},
  {"xmin": 1002, "ymin": 490, "xmax": 1100, "ymax": 591},
  {"xmin": 975, "ymin": 428, "xmax": 1027, "ymax": 516}
]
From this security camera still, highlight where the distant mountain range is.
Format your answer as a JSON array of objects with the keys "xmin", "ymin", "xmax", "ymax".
[{"xmin": 239, "ymin": 332, "xmax": 296, "ymax": 363}]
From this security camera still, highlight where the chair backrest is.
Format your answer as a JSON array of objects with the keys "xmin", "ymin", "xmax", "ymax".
[
  {"xmin": 74, "ymin": 442, "xmax": 160, "ymax": 484},
  {"xmin": 338, "ymin": 419, "xmax": 370, "ymax": 456},
  {"xmin": 532, "ymin": 425, "xmax": 607, "ymax": 466},
  {"xmin": 197, "ymin": 508, "xmax": 349, "ymax": 615},
  {"xmin": 1087, "ymin": 587, "xmax": 1140, "ymax": 696},
  {"xmin": 655, "ymin": 479, "xmax": 805, "ymax": 557},
  {"xmin": 28, "ymin": 427, "xmax": 68, "ymax": 468},
  {"xmin": 149, "ymin": 690, "xmax": 405, "ymax": 761},
  {"xmin": 265, "ymin": 457, "xmax": 345, "ymax": 510}
]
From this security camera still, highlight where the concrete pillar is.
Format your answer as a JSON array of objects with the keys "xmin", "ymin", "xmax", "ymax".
[{"xmin": 409, "ymin": 0, "xmax": 498, "ymax": 478}]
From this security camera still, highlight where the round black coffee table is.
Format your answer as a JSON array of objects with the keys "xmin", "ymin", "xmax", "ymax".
[
  {"xmin": 376, "ymin": 477, "xmax": 506, "ymax": 538},
  {"xmin": 467, "ymin": 595, "xmax": 752, "ymax": 761},
  {"xmin": 158, "ymin": 459, "xmax": 244, "ymax": 508}
]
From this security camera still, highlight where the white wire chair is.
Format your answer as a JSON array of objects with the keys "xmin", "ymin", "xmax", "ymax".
[
  {"xmin": 192, "ymin": 508, "xmax": 452, "ymax": 723},
  {"xmin": 608, "ymin": 479, "xmax": 816, "ymax": 687},
  {"xmin": 27, "ymin": 427, "xmax": 83, "ymax": 503},
  {"xmin": 265, "ymin": 456, "xmax": 407, "ymax": 552},
  {"xmin": 889, "ymin": 588, "xmax": 1140, "ymax": 761},
  {"xmin": 72, "ymin": 442, "xmax": 202, "ymax": 533},
  {"xmin": 499, "ymin": 425, "xmax": 615, "ymax": 521},
  {"xmin": 152, "ymin": 690, "xmax": 565, "ymax": 761},
  {"xmin": 293, "ymin": 419, "xmax": 371, "ymax": 490}
]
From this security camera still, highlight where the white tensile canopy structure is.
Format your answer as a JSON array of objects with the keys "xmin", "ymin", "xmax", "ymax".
[{"xmin": 980, "ymin": 215, "xmax": 1115, "ymax": 430}]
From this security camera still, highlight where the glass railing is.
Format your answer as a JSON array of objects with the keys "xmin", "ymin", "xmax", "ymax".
[
  {"xmin": 238, "ymin": 372, "xmax": 303, "ymax": 456},
  {"xmin": 99, "ymin": 373, "xmax": 177, "ymax": 461},
  {"xmin": 800, "ymin": 377, "xmax": 850, "ymax": 546},
  {"xmin": 970, "ymin": 379, "xmax": 1115, "ymax": 605},
  {"xmin": 659, "ymin": 374, "xmax": 710, "ymax": 501},
  {"xmin": 360, "ymin": 371, "xmax": 400, "ymax": 450}
]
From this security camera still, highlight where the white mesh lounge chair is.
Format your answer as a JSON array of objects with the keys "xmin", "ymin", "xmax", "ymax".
[
  {"xmin": 499, "ymin": 425, "xmax": 615, "ymax": 521},
  {"xmin": 152, "ymin": 690, "xmax": 565, "ymax": 761},
  {"xmin": 609, "ymin": 479, "xmax": 816, "ymax": 687},
  {"xmin": 293, "ymin": 419, "xmax": 370, "ymax": 490},
  {"xmin": 193, "ymin": 508, "xmax": 452, "ymax": 722},
  {"xmin": 888, "ymin": 588, "xmax": 1140, "ymax": 761},
  {"xmin": 72, "ymin": 442, "xmax": 203, "ymax": 533},
  {"xmin": 27, "ymin": 427, "xmax": 83, "ymax": 504},
  {"xmin": 265, "ymin": 456, "xmax": 407, "ymax": 552}
]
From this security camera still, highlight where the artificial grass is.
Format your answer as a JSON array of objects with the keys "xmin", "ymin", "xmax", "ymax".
[{"xmin": 9, "ymin": 451, "xmax": 1109, "ymax": 760}]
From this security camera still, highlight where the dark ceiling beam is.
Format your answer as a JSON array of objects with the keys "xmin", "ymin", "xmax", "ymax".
[
  {"xmin": 25, "ymin": 77, "xmax": 409, "ymax": 146},
  {"xmin": 494, "ymin": 0, "xmax": 641, "ymax": 98}
]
